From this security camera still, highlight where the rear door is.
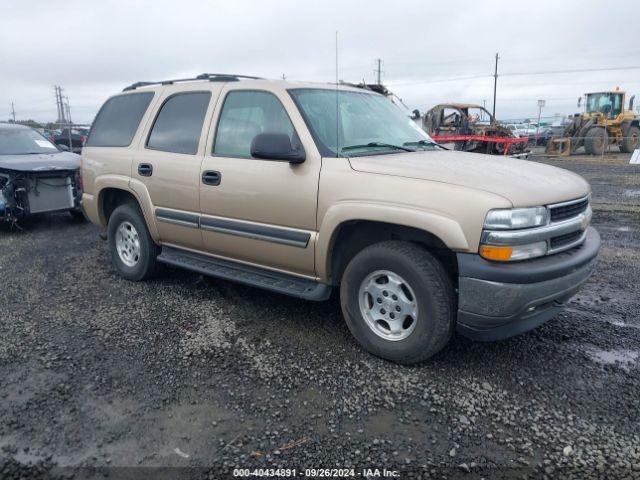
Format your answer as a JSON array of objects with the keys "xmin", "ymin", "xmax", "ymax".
[
  {"xmin": 133, "ymin": 85, "xmax": 220, "ymax": 250},
  {"xmin": 198, "ymin": 84, "xmax": 321, "ymax": 277}
]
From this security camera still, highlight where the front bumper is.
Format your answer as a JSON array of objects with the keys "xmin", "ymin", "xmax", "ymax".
[{"xmin": 456, "ymin": 226, "xmax": 600, "ymax": 341}]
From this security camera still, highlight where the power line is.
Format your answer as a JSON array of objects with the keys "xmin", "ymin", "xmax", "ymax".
[
  {"xmin": 383, "ymin": 48, "xmax": 640, "ymax": 70},
  {"xmin": 387, "ymin": 64, "xmax": 640, "ymax": 87},
  {"xmin": 502, "ymin": 65, "xmax": 640, "ymax": 77},
  {"xmin": 388, "ymin": 73, "xmax": 491, "ymax": 86}
]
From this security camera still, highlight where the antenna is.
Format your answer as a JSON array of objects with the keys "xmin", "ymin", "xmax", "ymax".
[{"xmin": 335, "ymin": 31, "xmax": 340, "ymax": 157}]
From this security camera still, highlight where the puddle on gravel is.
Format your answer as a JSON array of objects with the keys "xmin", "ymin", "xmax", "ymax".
[
  {"xmin": 617, "ymin": 226, "xmax": 631, "ymax": 232},
  {"xmin": 584, "ymin": 347, "xmax": 639, "ymax": 370},
  {"xmin": 608, "ymin": 319, "xmax": 640, "ymax": 330},
  {"xmin": 623, "ymin": 189, "xmax": 640, "ymax": 197}
]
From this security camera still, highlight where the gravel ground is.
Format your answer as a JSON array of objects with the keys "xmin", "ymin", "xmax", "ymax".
[{"xmin": 0, "ymin": 152, "xmax": 639, "ymax": 479}]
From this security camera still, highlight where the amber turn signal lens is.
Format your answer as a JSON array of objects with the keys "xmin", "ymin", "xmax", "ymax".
[{"xmin": 479, "ymin": 245, "xmax": 513, "ymax": 261}]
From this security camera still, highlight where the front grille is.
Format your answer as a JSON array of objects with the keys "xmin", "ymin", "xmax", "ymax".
[
  {"xmin": 549, "ymin": 198, "xmax": 589, "ymax": 222},
  {"xmin": 550, "ymin": 230, "xmax": 582, "ymax": 249}
]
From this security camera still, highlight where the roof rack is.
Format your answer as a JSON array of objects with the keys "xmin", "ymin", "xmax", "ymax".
[{"xmin": 122, "ymin": 73, "xmax": 263, "ymax": 91}]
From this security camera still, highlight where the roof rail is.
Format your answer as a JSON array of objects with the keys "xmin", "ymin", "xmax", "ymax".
[{"xmin": 122, "ymin": 73, "xmax": 263, "ymax": 92}]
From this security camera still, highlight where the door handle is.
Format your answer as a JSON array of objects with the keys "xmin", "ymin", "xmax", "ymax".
[
  {"xmin": 138, "ymin": 163, "xmax": 153, "ymax": 177},
  {"xmin": 202, "ymin": 170, "xmax": 221, "ymax": 186}
]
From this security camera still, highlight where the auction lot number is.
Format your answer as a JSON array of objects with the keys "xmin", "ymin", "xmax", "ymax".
[{"xmin": 234, "ymin": 468, "xmax": 398, "ymax": 477}]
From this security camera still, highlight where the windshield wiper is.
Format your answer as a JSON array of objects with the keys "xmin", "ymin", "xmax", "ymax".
[
  {"xmin": 403, "ymin": 140, "xmax": 446, "ymax": 150},
  {"xmin": 340, "ymin": 142, "xmax": 416, "ymax": 153}
]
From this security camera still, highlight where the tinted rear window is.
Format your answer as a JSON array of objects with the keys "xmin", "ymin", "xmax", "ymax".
[
  {"xmin": 147, "ymin": 92, "xmax": 211, "ymax": 155},
  {"xmin": 86, "ymin": 92, "xmax": 154, "ymax": 147}
]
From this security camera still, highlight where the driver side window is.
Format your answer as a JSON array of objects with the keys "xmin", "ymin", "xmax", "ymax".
[{"xmin": 213, "ymin": 90, "xmax": 295, "ymax": 158}]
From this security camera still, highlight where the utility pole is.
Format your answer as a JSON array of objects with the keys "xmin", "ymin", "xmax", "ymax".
[
  {"xmin": 375, "ymin": 58, "xmax": 383, "ymax": 85},
  {"xmin": 492, "ymin": 52, "xmax": 499, "ymax": 119},
  {"xmin": 64, "ymin": 95, "xmax": 72, "ymax": 124},
  {"xmin": 10, "ymin": 102, "xmax": 16, "ymax": 122},
  {"xmin": 536, "ymin": 99, "xmax": 545, "ymax": 143},
  {"xmin": 53, "ymin": 85, "xmax": 73, "ymax": 150},
  {"xmin": 54, "ymin": 86, "xmax": 67, "ymax": 125},
  {"xmin": 54, "ymin": 87, "xmax": 60, "ymax": 124}
]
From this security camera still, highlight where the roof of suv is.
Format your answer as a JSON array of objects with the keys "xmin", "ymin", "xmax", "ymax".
[{"xmin": 122, "ymin": 73, "xmax": 373, "ymax": 94}]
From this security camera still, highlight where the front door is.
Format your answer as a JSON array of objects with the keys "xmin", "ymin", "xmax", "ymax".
[{"xmin": 199, "ymin": 86, "xmax": 321, "ymax": 277}]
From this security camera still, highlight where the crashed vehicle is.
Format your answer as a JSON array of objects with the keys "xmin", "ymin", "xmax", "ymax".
[
  {"xmin": 421, "ymin": 103, "xmax": 529, "ymax": 156},
  {"xmin": 0, "ymin": 123, "xmax": 83, "ymax": 224}
]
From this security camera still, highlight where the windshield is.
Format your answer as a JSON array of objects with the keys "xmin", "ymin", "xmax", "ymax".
[
  {"xmin": 586, "ymin": 92, "xmax": 623, "ymax": 118},
  {"xmin": 0, "ymin": 128, "xmax": 60, "ymax": 155},
  {"xmin": 289, "ymin": 88, "xmax": 436, "ymax": 156}
]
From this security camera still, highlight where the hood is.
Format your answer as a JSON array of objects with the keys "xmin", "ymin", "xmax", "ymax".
[
  {"xmin": 348, "ymin": 149, "xmax": 590, "ymax": 207},
  {"xmin": 0, "ymin": 151, "xmax": 80, "ymax": 172}
]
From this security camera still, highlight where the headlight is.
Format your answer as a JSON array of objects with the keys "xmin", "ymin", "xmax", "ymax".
[{"xmin": 484, "ymin": 207, "xmax": 548, "ymax": 230}]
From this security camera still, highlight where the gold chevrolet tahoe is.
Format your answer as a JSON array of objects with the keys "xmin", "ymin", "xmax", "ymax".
[{"xmin": 81, "ymin": 74, "xmax": 600, "ymax": 364}]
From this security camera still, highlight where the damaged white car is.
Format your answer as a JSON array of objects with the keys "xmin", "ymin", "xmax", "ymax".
[{"xmin": 0, "ymin": 123, "xmax": 83, "ymax": 224}]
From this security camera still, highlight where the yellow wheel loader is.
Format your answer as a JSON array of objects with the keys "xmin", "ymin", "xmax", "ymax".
[{"xmin": 547, "ymin": 88, "xmax": 639, "ymax": 155}]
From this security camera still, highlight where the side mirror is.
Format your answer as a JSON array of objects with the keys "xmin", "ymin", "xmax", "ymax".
[
  {"xmin": 250, "ymin": 133, "xmax": 305, "ymax": 163},
  {"xmin": 629, "ymin": 95, "xmax": 635, "ymax": 112},
  {"xmin": 58, "ymin": 144, "xmax": 70, "ymax": 152}
]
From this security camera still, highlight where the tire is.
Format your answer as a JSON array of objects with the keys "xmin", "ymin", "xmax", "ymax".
[
  {"xmin": 340, "ymin": 241, "xmax": 455, "ymax": 364},
  {"xmin": 621, "ymin": 126, "xmax": 640, "ymax": 153},
  {"xmin": 584, "ymin": 127, "xmax": 607, "ymax": 155},
  {"xmin": 107, "ymin": 202, "xmax": 159, "ymax": 281}
]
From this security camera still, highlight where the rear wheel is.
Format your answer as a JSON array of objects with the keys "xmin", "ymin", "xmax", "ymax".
[
  {"xmin": 340, "ymin": 241, "xmax": 455, "ymax": 364},
  {"xmin": 584, "ymin": 127, "xmax": 608, "ymax": 155},
  {"xmin": 621, "ymin": 126, "xmax": 640, "ymax": 153},
  {"xmin": 107, "ymin": 202, "xmax": 159, "ymax": 281}
]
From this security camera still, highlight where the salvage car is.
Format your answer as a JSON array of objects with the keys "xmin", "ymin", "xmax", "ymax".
[
  {"xmin": 51, "ymin": 127, "xmax": 90, "ymax": 153},
  {"xmin": 81, "ymin": 75, "xmax": 600, "ymax": 364},
  {"xmin": 0, "ymin": 123, "xmax": 83, "ymax": 224},
  {"xmin": 422, "ymin": 104, "xmax": 529, "ymax": 156}
]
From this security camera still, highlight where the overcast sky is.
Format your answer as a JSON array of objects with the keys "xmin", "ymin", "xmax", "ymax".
[{"xmin": 1, "ymin": 0, "xmax": 639, "ymax": 124}]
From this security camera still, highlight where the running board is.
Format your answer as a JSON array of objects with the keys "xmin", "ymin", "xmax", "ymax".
[{"xmin": 157, "ymin": 247, "xmax": 331, "ymax": 301}]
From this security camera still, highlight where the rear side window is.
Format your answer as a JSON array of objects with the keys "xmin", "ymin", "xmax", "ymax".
[
  {"xmin": 147, "ymin": 92, "xmax": 211, "ymax": 155},
  {"xmin": 86, "ymin": 92, "xmax": 154, "ymax": 147},
  {"xmin": 214, "ymin": 91, "xmax": 295, "ymax": 158}
]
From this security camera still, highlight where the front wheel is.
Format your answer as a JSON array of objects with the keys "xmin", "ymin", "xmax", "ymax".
[
  {"xmin": 584, "ymin": 127, "xmax": 607, "ymax": 155},
  {"xmin": 107, "ymin": 203, "xmax": 159, "ymax": 281},
  {"xmin": 621, "ymin": 126, "xmax": 640, "ymax": 153},
  {"xmin": 340, "ymin": 241, "xmax": 455, "ymax": 364}
]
